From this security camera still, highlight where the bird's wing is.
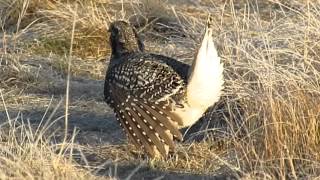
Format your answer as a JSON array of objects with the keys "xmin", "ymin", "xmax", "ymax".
[{"xmin": 104, "ymin": 57, "xmax": 185, "ymax": 157}]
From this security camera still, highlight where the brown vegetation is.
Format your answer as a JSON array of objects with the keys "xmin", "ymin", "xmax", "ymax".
[{"xmin": 0, "ymin": 0, "xmax": 319, "ymax": 179}]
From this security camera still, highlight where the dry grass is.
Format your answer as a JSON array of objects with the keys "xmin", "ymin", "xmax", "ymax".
[
  {"xmin": 1, "ymin": 0, "xmax": 320, "ymax": 179},
  {"xmin": 0, "ymin": 98, "xmax": 109, "ymax": 179}
]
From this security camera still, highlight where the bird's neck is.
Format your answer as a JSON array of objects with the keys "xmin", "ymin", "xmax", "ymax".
[{"xmin": 111, "ymin": 44, "xmax": 140, "ymax": 58}]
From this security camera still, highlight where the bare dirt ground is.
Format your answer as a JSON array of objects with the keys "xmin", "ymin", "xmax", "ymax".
[{"xmin": 1, "ymin": 0, "xmax": 320, "ymax": 179}]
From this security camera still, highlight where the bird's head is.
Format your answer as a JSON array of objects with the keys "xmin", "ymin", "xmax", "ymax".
[{"xmin": 108, "ymin": 21, "xmax": 144, "ymax": 59}]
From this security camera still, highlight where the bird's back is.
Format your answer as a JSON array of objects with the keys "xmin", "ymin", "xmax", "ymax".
[{"xmin": 105, "ymin": 52, "xmax": 189, "ymax": 103}]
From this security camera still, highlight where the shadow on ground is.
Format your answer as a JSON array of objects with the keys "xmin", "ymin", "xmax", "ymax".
[
  {"xmin": 0, "ymin": 58, "xmax": 242, "ymax": 179},
  {"xmin": 104, "ymin": 164, "xmax": 238, "ymax": 180}
]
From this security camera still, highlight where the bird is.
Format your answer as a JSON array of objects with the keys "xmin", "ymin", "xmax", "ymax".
[{"xmin": 104, "ymin": 15, "xmax": 224, "ymax": 158}]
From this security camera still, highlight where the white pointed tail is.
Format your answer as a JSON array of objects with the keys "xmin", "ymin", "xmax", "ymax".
[
  {"xmin": 186, "ymin": 15, "xmax": 224, "ymax": 114},
  {"xmin": 172, "ymin": 15, "xmax": 224, "ymax": 128},
  {"xmin": 187, "ymin": 16, "xmax": 224, "ymax": 109}
]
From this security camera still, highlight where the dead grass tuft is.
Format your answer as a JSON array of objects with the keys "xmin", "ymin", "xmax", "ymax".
[
  {"xmin": 0, "ymin": 0, "xmax": 55, "ymax": 30},
  {"xmin": 0, "ymin": 111, "xmax": 107, "ymax": 180},
  {"xmin": 0, "ymin": 54, "xmax": 37, "ymax": 89}
]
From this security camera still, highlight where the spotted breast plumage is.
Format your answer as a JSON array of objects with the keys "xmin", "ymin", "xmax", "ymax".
[{"xmin": 104, "ymin": 15, "xmax": 224, "ymax": 158}]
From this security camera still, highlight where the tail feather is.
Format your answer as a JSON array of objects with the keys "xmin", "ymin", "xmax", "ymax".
[
  {"xmin": 109, "ymin": 84, "xmax": 182, "ymax": 158},
  {"xmin": 187, "ymin": 14, "xmax": 224, "ymax": 109}
]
